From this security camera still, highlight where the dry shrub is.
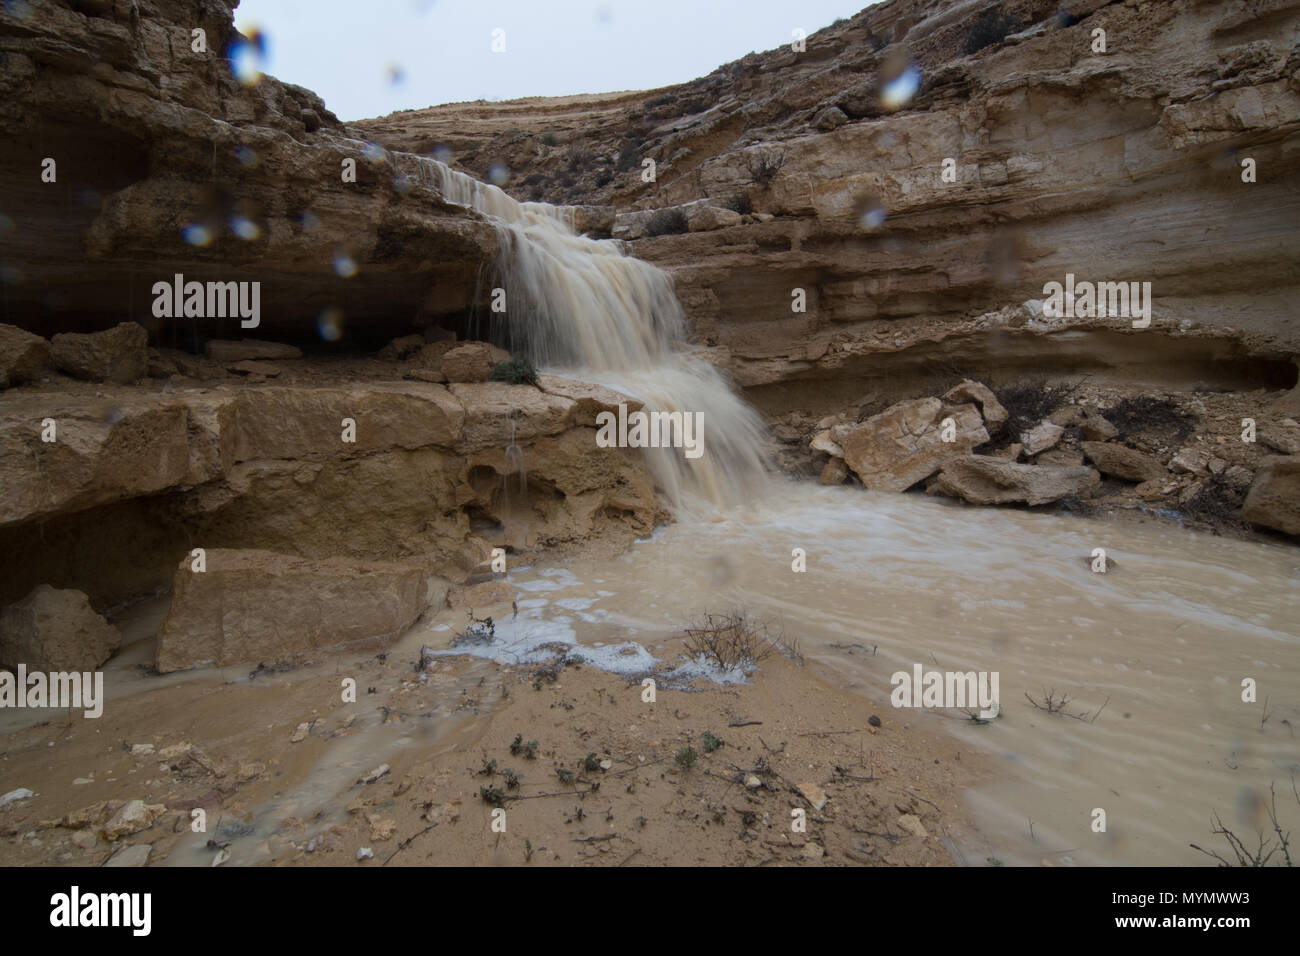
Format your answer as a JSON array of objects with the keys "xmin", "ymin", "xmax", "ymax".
[{"xmin": 682, "ymin": 611, "xmax": 800, "ymax": 669}]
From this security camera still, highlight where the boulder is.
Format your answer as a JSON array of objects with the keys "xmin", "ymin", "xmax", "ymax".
[
  {"xmin": 819, "ymin": 458, "xmax": 849, "ymax": 485},
  {"xmin": 1258, "ymin": 422, "xmax": 1300, "ymax": 455},
  {"xmin": 834, "ymin": 398, "xmax": 988, "ymax": 492},
  {"xmin": 378, "ymin": 334, "xmax": 425, "ymax": 360},
  {"xmin": 1080, "ymin": 441, "xmax": 1166, "ymax": 483},
  {"xmin": 0, "ymin": 585, "xmax": 120, "ymax": 671},
  {"xmin": 50, "ymin": 322, "xmax": 148, "ymax": 384},
  {"xmin": 0, "ymin": 324, "xmax": 50, "ymax": 388},
  {"xmin": 687, "ymin": 205, "xmax": 743, "ymax": 232},
  {"xmin": 204, "ymin": 339, "xmax": 303, "ymax": 363},
  {"xmin": 155, "ymin": 549, "xmax": 447, "ymax": 672},
  {"xmin": 1080, "ymin": 409, "xmax": 1119, "ymax": 441},
  {"xmin": 942, "ymin": 380, "xmax": 1008, "ymax": 432},
  {"xmin": 929, "ymin": 455, "xmax": 1101, "ymax": 506},
  {"xmin": 810, "ymin": 429, "xmax": 846, "ymax": 458},
  {"xmin": 1020, "ymin": 420, "xmax": 1065, "ymax": 456},
  {"xmin": 813, "ymin": 106, "xmax": 849, "ymax": 131},
  {"xmin": 441, "ymin": 342, "xmax": 511, "ymax": 383},
  {"xmin": 1169, "ymin": 446, "xmax": 1211, "ymax": 476},
  {"xmin": 1241, "ymin": 456, "xmax": 1300, "ymax": 535}
]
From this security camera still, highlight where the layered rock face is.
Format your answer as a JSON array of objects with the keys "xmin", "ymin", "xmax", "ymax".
[
  {"xmin": 361, "ymin": 0, "xmax": 1300, "ymax": 406},
  {"xmin": 0, "ymin": 373, "xmax": 660, "ymax": 616},
  {"xmin": 0, "ymin": 0, "xmax": 498, "ymax": 346}
]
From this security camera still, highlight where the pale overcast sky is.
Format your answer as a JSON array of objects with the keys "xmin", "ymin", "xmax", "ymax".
[{"xmin": 235, "ymin": 0, "xmax": 875, "ymax": 121}]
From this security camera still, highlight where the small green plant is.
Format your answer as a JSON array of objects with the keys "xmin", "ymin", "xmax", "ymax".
[
  {"xmin": 645, "ymin": 208, "xmax": 689, "ymax": 237},
  {"xmin": 502, "ymin": 768, "xmax": 522, "ymax": 790},
  {"xmin": 477, "ymin": 757, "xmax": 497, "ymax": 777},
  {"xmin": 723, "ymin": 194, "xmax": 753, "ymax": 216},
  {"xmin": 746, "ymin": 149, "xmax": 786, "ymax": 188},
  {"xmin": 524, "ymin": 838, "xmax": 534, "ymax": 861},
  {"xmin": 538, "ymin": 132, "xmax": 558, "ymax": 147},
  {"xmin": 479, "ymin": 785, "xmax": 505, "ymax": 806},
  {"xmin": 636, "ymin": 815, "xmax": 647, "ymax": 828},
  {"xmin": 701, "ymin": 731, "xmax": 723, "ymax": 754},
  {"xmin": 582, "ymin": 752, "xmax": 601, "ymax": 772},
  {"xmin": 489, "ymin": 353, "xmax": 539, "ymax": 386},
  {"xmin": 675, "ymin": 746, "xmax": 698, "ymax": 771},
  {"xmin": 510, "ymin": 733, "xmax": 539, "ymax": 758},
  {"xmin": 556, "ymin": 767, "xmax": 575, "ymax": 784}
]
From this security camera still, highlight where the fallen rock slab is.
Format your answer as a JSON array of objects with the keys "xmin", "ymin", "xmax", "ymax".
[
  {"xmin": 442, "ymin": 342, "xmax": 511, "ymax": 383},
  {"xmin": 834, "ymin": 398, "xmax": 988, "ymax": 492},
  {"xmin": 0, "ymin": 324, "xmax": 50, "ymax": 388},
  {"xmin": 942, "ymin": 380, "xmax": 1007, "ymax": 432},
  {"xmin": 50, "ymin": 322, "xmax": 148, "ymax": 384},
  {"xmin": 1080, "ymin": 441, "xmax": 1166, "ymax": 483},
  {"xmin": 155, "ymin": 549, "xmax": 448, "ymax": 672},
  {"xmin": 1242, "ymin": 456, "xmax": 1300, "ymax": 535},
  {"xmin": 0, "ymin": 585, "xmax": 120, "ymax": 671},
  {"xmin": 929, "ymin": 455, "xmax": 1101, "ymax": 506},
  {"xmin": 1021, "ymin": 420, "xmax": 1064, "ymax": 456}
]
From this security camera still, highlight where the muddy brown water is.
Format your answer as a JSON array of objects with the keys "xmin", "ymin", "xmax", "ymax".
[{"xmin": 439, "ymin": 480, "xmax": 1299, "ymax": 866}]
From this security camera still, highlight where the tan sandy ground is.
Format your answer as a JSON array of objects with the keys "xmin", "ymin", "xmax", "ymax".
[{"xmin": 0, "ymin": 625, "xmax": 995, "ymax": 867}]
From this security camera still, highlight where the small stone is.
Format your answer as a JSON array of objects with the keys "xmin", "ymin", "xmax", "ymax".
[
  {"xmin": 290, "ymin": 722, "xmax": 310, "ymax": 743},
  {"xmin": 599, "ymin": 759, "xmax": 613, "ymax": 771},
  {"xmin": 70, "ymin": 830, "xmax": 99, "ymax": 849},
  {"xmin": 158, "ymin": 743, "xmax": 193, "ymax": 760},
  {"xmin": 0, "ymin": 788, "xmax": 34, "ymax": 807},
  {"xmin": 211, "ymin": 848, "xmax": 230, "ymax": 867},
  {"xmin": 801, "ymin": 842, "xmax": 825, "ymax": 859},
  {"xmin": 797, "ymin": 782, "xmax": 828, "ymax": 812},
  {"xmin": 357, "ymin": 847, "xmax": 374, "ymax": 861},
  {"xmin": 897, "ymin": 813, "xmax": 929, "ymax": 839},
  {"xmin": 130, "ymin": 743, "xmax": 155, "ymax": 757},
  {"xmin": 1021, "ymin": 420, "xmax": 1065, "ymax": 456},
  {"xmin": 360, "ymin": 763, "xmax": 390, "ymax": 784},
  {"xmin": 868, "ymin": 714, "xmax": 882, "ymax": 727},
  {"xmin": 744, "ymin": 774, "xmax": 762, "ymax": 790},
  {"xmin": 101, "ymin": 800, "xmax": 166, "ymax": 841},
  {"xmin": 104, "ymin": 844, "xmax": 152, "ymax": 867}
]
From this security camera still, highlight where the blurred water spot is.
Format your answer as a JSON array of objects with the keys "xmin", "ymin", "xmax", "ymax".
[
  {"xmin": 300, "ymin": 211, "xmax": 320, "ymax": 232},
  {"xmin": 0, "ymin": 213, "xmax": 14, "ymax": 236},
  {"xmin": 363, "ymin": 141, "xmax": 387, "ymax": 161},
  {"xmin": 236, "ymin": 146, "xmax": 259, "ymax": 167},
  {"xmin": 854, "ymin": 194, "xmax": 887, "ymax": 230},
  {"xmin": 881, "ymin": 62, "xmax": 921, "ymax": 110},
  {"xmin": 229, "ymin": 29, "xmax": 267, "ymax": 86},
  {"xmin": 3, "ymin": 0, "xmax": 32, "ymax": 20},
  {"xmin": 333, "ymin": 252, "xmax": 358, "ymax": 278},
  {"xmin": 182, "ymin": 223, "xmax": 213, "ymax": 247},
  {"xmin": 77, "ymin": 188, "xmax": 101, "ymax": 210},
  {"xmin": 317, "ymin": 307, "xmax": 345, "ymax": 342},
  {"xmin": 230, "ymin": 216, "xmax": 261, "ymax": 241},
  {"xmin": 386, "ymin": 63, "xmax": 406, "ymax": 86},
  {"xmin": 488, "ymin": 165, "xmax": 510, "ymax": 186},
  {"xmin": 431, "ymin": 145, "xmax": 453, "ymax": 164}
]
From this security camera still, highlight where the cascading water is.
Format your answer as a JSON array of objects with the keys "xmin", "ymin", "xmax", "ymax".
[{"xmin": 410, "ymin": 156, "xmax": 770, "ymax": 511}]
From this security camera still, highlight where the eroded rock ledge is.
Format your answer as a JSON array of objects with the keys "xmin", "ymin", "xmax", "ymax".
[{"xmin": 0, "ymin": 370, "xmax": 662, "ymax": 635}]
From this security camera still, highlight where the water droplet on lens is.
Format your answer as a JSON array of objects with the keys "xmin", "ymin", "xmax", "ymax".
[
  {"xmin": 333, "ymin": 253, "xmax": 358, "ymax": 278},
  {"xmin": 488, "ymin": 165, "xmax": 510, "ymax": 186},
  {"xmin": 182, "ymin": 224, "xmax": 214, "ymax": 247},
  {"xmin": 317, "ymin": 306, "xmax": 344, "ymax": 341}
]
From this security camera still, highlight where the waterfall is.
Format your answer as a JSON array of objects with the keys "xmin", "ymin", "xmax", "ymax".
[{"xmin": 409, "ymin": 155, "xmax": 770, "ymax": 511}]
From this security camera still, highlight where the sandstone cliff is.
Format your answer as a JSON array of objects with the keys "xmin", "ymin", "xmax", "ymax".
[{"xmin": 360, "ymin": 0, "xmax": 1300, "ymax": 411}]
